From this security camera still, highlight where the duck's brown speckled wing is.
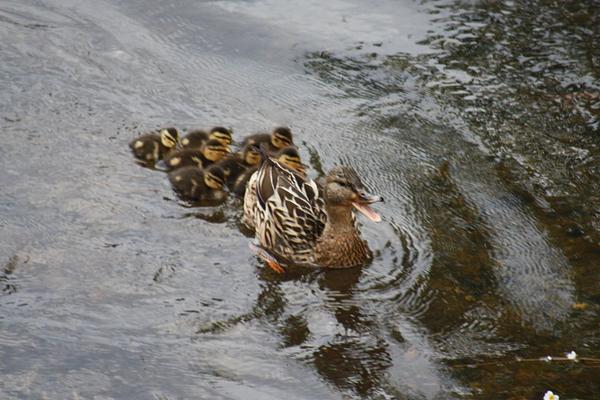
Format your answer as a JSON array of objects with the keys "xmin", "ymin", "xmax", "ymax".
[
  {"xmin": 255, "ymin": 157, "xmax": 304, "ymax": 208},
  {"xmin": 253, "ymin": 157, "xmax": 326, "ymax": 266}
]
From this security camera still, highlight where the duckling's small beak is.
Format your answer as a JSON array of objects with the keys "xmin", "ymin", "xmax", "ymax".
[{"xmin": 353, "ymin": 191, "xmax": 383, "ymax": 223}]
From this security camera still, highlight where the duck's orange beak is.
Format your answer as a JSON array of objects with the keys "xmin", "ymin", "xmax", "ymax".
[{"xmin": 352, "ymin": 191, "xmax": 383, "ymax": 222}]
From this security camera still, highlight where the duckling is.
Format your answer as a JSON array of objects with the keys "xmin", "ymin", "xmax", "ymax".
[
  {"xmin": 129, "ymin": 127, "xmax": 179, "ymax": 163},
  {"xmin": 181, "ymin": 126, "xmax": 233, "ymax": 149},
  {"xmin": 179, "ymin": 129, "xmax": 208, "ymax": 149},
  {"xmin": 215, "ymin": 144, "xmax": 262, "ymax": 189},
  {"xmin": 163, "ymin": 139, "xmax": 230, "ymax": 171},
  {"xmin": 168, "ymin": 164, "xmax": 227, "ymax": 203},
  {"xmin": 273, "ymin": 146, "xmax": 306, "ymax": 177},
  {"xmin": 240, "ymin": 126, "xmax": 293, "ymax": 155},
  {"xmin": 233, "ymin": 146, "xmax": 306, "ymax": 198}
]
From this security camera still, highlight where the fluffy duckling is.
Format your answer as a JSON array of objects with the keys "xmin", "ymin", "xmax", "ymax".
[
  {"xmin": 181, "ymin": 126, "xmax": 233, "ymax": 149},
  {"xmin": 233, "ymin": 146, "xmax": 306, "ymax": 198},
  {"xmin": 129, "ymin": 127, "xmax": 179, "ymax": 163},
  {"xmin": 163, "ymin": 139, "xmax": 230, "ymax": 171},
  {"xmin": 273, "ymin": 146, "xmax": 306, "ymax": 176},
  {"xmin": 168, "ymin": 164, "xmax": 227, "ymax": 203},
  {"xmin": 216, "ymin": 144, "xmax": 262, "ymax": 189},
  {"xmin": 240, "ymin": 126, "xmax": 293, "ymax": 155}
]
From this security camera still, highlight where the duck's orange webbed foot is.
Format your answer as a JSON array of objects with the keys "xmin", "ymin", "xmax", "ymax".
[{"xmin": 266, "ymin": 260, "xmax": 285, "ymax": 274}]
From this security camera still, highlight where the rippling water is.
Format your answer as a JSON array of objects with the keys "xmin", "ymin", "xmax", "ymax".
[{"xmin": 1, "ymin": 0, "xmax": 599, "ymax": 399}]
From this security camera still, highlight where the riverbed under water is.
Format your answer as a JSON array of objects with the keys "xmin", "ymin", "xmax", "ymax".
[{"xmin": 1, "ymin": 0, "xmax": 599, "ymax": 399}]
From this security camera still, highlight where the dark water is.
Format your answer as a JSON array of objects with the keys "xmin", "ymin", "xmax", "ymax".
[{"xmin": 1, "ymin": 0, "xmax": 599, "ymax": 399}]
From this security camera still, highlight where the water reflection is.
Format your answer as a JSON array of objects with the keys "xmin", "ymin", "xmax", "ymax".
[
  {"xmin": 312, "ymin": 268, "xmax": 392, "ymax": 397},
  {"xmin": 192, "ymin": 260, "xmax": 397, "ymax": 398},
  {"xmin": 1, "ymin": 255, "xmax": 22, "ymax": 295}
]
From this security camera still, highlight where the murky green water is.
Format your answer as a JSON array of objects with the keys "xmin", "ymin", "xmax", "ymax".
[{"xmin": 1, "ymin": 0, "xmax": 599, "ymax": 399}]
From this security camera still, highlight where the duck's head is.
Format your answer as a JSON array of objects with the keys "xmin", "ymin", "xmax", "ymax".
[
  {"xmin": 270, "ymin": 126, "xmax": 293, "ymax": 150},
  {"xmin": 209, "ymin": 126, "xmax": 233, "ymax": 146},
  {"xmin": 323, "ymin": 166, "xmax": 383, "ymax": 222},
  {"xmin": 276, "ymin": 146, "xmax": 306, "ymax": 175},
  {"xmin": 204, "ymin": 165, "xmax": 226, "ymax": 190},
  {"xmin": 159, "ymin": 127, "xmax": 179, "ymax": 148},
  {"xmin": 242, "ymin": 144, "xmax": 261, "ymax": 167},
  {"xmin": 202, "ymin": 139, "xmax": 231, "ymax": 162}
]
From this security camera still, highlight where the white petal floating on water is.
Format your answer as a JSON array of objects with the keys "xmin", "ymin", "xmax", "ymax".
[{"xmin": 543, "ymin": 390, "xmax": 559, "ymax": 400}]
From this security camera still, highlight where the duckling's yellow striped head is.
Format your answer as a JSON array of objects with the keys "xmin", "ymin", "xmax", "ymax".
[
  {"xmin": 276, "ymin": 146, "xmax": 306, "ymax": 175},
  {"xmin": 204, "ymin": 165, "xmax": 226, "ymax": 190},
  {"xmin": 270, "ymin": 126, "xmax": 293, "ymax": 150},
  {"xmin": 159, "ymin": 127, "xmax": 179, "ymax": 148},
  {"xmin": 202, "ymin": 139, "xmax": 231, "ymax": 162},
  {"xmin": 209, "ymin": 126, "xmax": 233, "ymax": 146},
  {"xmin": 242, "ymin": 145, "xmax": 261, "ymax": 166}
]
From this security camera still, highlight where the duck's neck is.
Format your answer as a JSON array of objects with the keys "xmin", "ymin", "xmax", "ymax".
[
  {"xmin": 314, "ymin": 205, "xmax": 372, "ymax": 268},
  {"xmin": 326, "ymin": 204, "xmax": 355, "ymax": 231}
]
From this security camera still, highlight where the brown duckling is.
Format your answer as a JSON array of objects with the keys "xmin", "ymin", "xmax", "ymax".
[
  {"xmin": 240, "ymin": 126, "xmax": 293, "ymax": 155},
  {"xmin": 232, "ymin": 145, "xmax": 306, "ymax": 198},
  {"xmin": 168, "ymin": 164, "xmax": 227, "ymax": 203},
  {"xmin": 163, "ymin": 139, "xmax": 230, "ymax": 171},
  {"xmin": 180, "ymin": 126, "xmax": 233, "ymax": 149},
  {"xmin": 215, "ymin": 144, "xmax": 262, "ymax": 189},
  {"xmin": 129, "ymin": 127, "xmax": 179, "ymax": 163}
]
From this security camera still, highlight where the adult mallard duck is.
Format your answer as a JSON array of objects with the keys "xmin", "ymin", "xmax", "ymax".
[
  {"xmin": 245, "ymin": 157, "xmax": 382, "ymax": 272},
  {"xmin": 181, "ymin": 126, "xmax": 232, "ymax": 149},
  {"xmin": 129, "ymin": 127, "xmax": 179, "ymax": 163},
  {"xmin": 240, "ymin": 126, "xmax": 293, "ymax": 155},
  {"xmin": 163, "ymin": 139, "xmax": 230, "ymax": 171}
]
